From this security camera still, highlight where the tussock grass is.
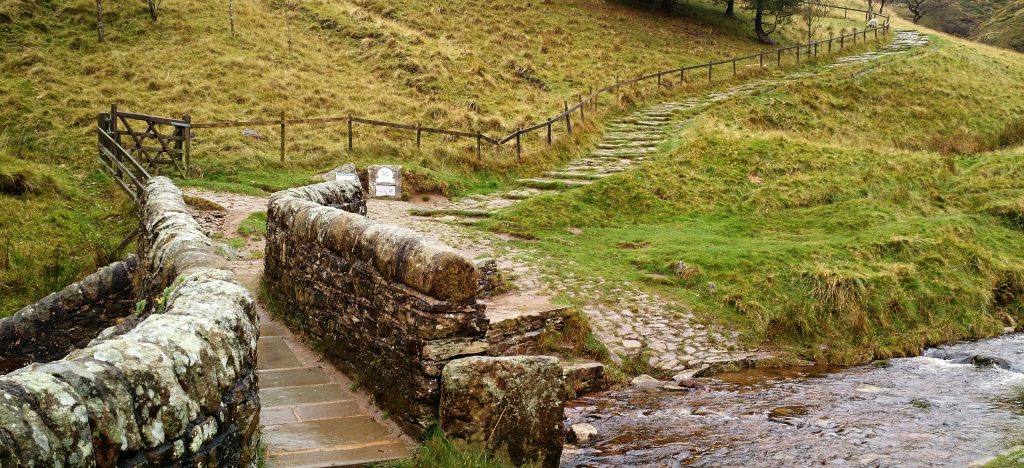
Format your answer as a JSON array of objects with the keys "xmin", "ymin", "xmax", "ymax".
[{"xmin": 495, "ymin": 37, "xmax": 1024, "ymax": 363}]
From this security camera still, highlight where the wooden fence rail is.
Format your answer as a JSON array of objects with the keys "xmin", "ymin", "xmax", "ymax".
[{"xmin": 109, "ymin": 20, "xmax": 891, "ymax": 166}]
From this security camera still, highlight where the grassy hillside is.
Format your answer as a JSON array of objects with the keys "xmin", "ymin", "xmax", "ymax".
[
  {"xmin": 494, "ymin": 34, "xmax": 1024, "ymax": 363},
  {"xmin": 0, "ymin": 0, "xmax": 844, "ymax": 315},
  {"xmin": 910, "ymin": 0, "xmax": 1013, "ymax": 36},
  {"xmin": 975, "ymin": 0, "xmax": 1024, "ymax": 51}
]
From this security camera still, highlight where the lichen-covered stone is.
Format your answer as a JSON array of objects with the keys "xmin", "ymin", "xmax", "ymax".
[
  {"xmin": 440, "ymin": 356, "xmax": 565, "ymax": 467},
  {"xmin": 0, "ymin": 177, "xmax": 259, "ymax": 466},
  {"xmin": 0, "ymin": 256, "xmax": 139, "ymax": 367},
  {"xmin": 265, "ymin": 181, "xmax": 488, "ymax": 434}
]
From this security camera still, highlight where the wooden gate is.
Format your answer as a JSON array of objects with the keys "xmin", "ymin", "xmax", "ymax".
[{"xmin": 102, "ymin": 104, "xmax": 192, "ymax": 179}]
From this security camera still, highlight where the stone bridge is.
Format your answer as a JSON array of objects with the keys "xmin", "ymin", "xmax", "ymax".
[{"xmin": 0, "ymin": 177, "xmax": 575, "ymax": 467}]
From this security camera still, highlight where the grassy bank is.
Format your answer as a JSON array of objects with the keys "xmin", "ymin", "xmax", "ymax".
[
  {"xmin": 3, "ymin": 0, "xmax": 851, "ymax": 314},
  {"xmin": 494, "ymin": 34, "xmax": 1024, "ymax": 363}
]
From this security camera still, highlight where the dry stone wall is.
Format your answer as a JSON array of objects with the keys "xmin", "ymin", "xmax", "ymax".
[
  {"xmin": 0, "ymin": 256, "xmax": 138, "ymax": 370},
  {"xmin": 0, "ymin": 177, "xmax": 259, "ymax": 466},
  {"xmin": 263, "ymin": 181, "xmax": 488, "ymax": 434}
]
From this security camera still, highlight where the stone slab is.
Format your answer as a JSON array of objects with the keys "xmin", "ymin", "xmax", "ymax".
[
  {"xmin": 258, "ymin": 337, "xmax": 303, "ymax": 370},
  {"xmin": 295, "ymin": 401, "xmax": 367, "ymax": 421},
  {"xmin": 260, "ymin": 383, "xmax": 354, "ymax": 408},
  {"xmin": 267, "ymin": 441, "xmax": 415, "ymax": 468},
  {"xmin": 259, "ymin": 367, "xmax": 332, "ymax": 389},
  {"xmin": 264, "ymin": 417, "xmax": 393, "ymax": 453}
]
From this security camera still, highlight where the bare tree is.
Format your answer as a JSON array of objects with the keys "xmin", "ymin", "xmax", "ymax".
[
  {"xmin": 725, "ymin": 0, "xmax": 735, "ymax": 16},
  {"xmin": 800, "ymin": 3, "xmax": 825, "ymax": 41},
  {"xmin": 96, "ymin": 0, "xmax": 105, "ymax": 42},
  {"xmin": 903, "ymin": 0, "xmax": 942, "ymax": 23},
  {"xmin": 878, "ymin": 0, "xmax": 888, "ymax": 14},
  {"xmin": 866, "ymin": 0, "xmax": 875, "ymax": 20},
  {"xmin": 147, "ymin": 0, "xmax": 158, "ymax": 21}
]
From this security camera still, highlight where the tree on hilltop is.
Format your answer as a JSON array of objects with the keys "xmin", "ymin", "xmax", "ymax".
[{"xmin": 744, "ymin": 0, "xmax": 800, "ymax": 44}]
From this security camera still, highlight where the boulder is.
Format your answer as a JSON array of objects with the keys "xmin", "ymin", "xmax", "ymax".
[
  {"xmin": 631, "ymin": 374, "xmax": 661, "ymax": 386},
  {"xmin": 563, "ymin": 362, "xmax": 606, "ymax": 397},
  {"xmin": 567, "ymin": 423, "xmax": 598, "ymax": 444},
  {"xmin": 440, "ymin": 356, "xmax": 564, "ymax": 467}
]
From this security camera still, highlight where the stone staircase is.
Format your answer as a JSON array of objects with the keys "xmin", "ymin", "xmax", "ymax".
[{"xmin": 411, "ymin": 31, "xmax": 929, "ymax": 225}]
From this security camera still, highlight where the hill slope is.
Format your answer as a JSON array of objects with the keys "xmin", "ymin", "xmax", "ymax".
[
  {"xmin": 495, "ymin": 34, "xmax": 1024, "ymax": 363},
  {"xmin": 0, "ymin": 0, "xmax": 840, "ymax": 315},
  {"xmin": 975, "ymin": 0, "xmax": 1024, "ymax": 51}
]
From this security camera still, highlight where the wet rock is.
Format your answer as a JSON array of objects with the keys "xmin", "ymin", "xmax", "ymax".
[
  {"xmin": 440, "ymin": 356, "xmax": 564, "ymax": 468},
  {"xmin": 567, "ymin": 423, "xmax": 598, "ymax": 444},
  {"xmin": 674, "ymin": 378, "xmax": 708, "ymax": 390},
  {"xmin": 673, "ymin": 367, "xmax": 709, "ymax": 381},
  {"xmin": 963, "ymin": 355, "xmax": 1011, "ymax": 369},
  {"xmin": 631, "ymin": 374, "xmax": 661, "ymax": 386},
  {"xmin": 927, "ymin": 350, "xmax": 1012, "ymax": 369},
  {"xmin": 563, "ymin": 362, "xmax": 606, "ymax": 397}
]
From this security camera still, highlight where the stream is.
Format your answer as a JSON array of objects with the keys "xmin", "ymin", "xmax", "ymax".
[{"xmin": 563, "ymin": 333, "xmax": 1024, "ymax": 467}]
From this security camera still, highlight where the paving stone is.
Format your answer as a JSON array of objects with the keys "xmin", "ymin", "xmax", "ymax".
[
  {"xmin": 259, "ymin": 367, "xmax": 332, "ymax": 389},
  {"xmin": 258, "ymin": 337, "xmax": 303, "ymax": 370},
  {"xmin": 260, "ymin": 383, "xmax": 355, "ymax": 408}
]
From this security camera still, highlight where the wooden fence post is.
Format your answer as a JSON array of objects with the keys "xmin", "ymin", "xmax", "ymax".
[
  {"xmin": 279, "ymin": 112, "xmax": 286, "ymax": 162},
  {"xmin": 590, "ymin": 86, "xmax": 595, "ymax": 112},
  {"xmin": 874, "ymin": 27, "xmax": 878, "ymax": 40},
  {"xmin": 579, "ymin": 95, "xmax": 585, "ymax": 121},
  {"xmin": 347, "ymin": 114, "xmax": 353, "ymax": 151},
  {"xmin": 829, "ymin": 32, "xmax": 833, "ymax": 54},
  {"xmin": 732, "ymin": 59, "xmax": 737, "ymax": 76},
  {"xmin": 841, "ymin": 34, "xmax": 845, "ymax": 49},
  {"xmin": 680, "ymin": 68, "xmax": 685, "ymax": 83},
  {"xmin": 854, "ymin": 28, "xmax": 858, "ymax": 45},
  {"xmin": 797, "ymin": 45, "xmax": 800, "ymax": 63},
  {"xmin": 182, "ymin": 114, "xmax": 191, "ymax": 178},
  {"xmin": 657, "ymin": 73, "xmax": 661, "ymax": 91},
  {"xmin": 110, "ymin": 103, "xmax": 119, "ymax": 146},
  {"xmin": 547, "ymin": 121, "xmax": 552, "ymax": 145},
  {"xmin": 777, "ymin": 49, "xmax": 782, "ymax": 66},
  {"xmin": 416, "ymin": 124, "xmax": 422, "ymax": 149},
  {"xmin": 760, "ymin": 53, "xmax": 764, "ymax": 68},
  {"xmin": 476, "ymin": 132, "xmax": 482, "ymax": 161},
  {"xmin": 515, "ymin": 129, "xmax": 522, "ymax": 162},
  {"xmin": 564, "ymin": 101, "xmax": 572, "ymax": 135},
  {"xmin": 707, "ymin": 61, "xmax": 712, "ymax": 82}
]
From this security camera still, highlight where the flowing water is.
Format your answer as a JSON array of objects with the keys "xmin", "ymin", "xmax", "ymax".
[{"xmin": 563, "ymin": 334, "xmax": 1024, "ymax": 467}]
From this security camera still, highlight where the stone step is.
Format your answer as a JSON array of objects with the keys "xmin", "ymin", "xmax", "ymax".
[
  {"xmin": 409, "ymin": 207, "xmax": 494, "ymax": 218},
  {"xmin": 517, "ymin": 178, "xmax": 595, "ymax": 190},
  {"xmin": 268, "ymin": 441, "xmax": 414, "ymax": 468},
  {"xmin": 264, "ymin": 416, "xmax": 396, "ymax": 454},
  {"xmin": 502, "ymin": 188, "xmax": 557, "ymax": 200},
  {"xmin": 596, "ymin": 141, "xmax": 658, "ymax": 150},
  {"xmin": 590, "ymin": 148, "xmax": 655, "ymax": 158},
  {"xmin": 544, "ymin": 171, "xmax": 615, "ymax": 181}
]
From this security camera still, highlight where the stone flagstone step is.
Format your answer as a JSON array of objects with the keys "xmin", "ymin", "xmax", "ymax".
[
  {"xmin": 517, "ymin": 178, "xmax": 595, "ymax": 190},
  {"xmin": 255, "ymin": 300, "xmax": 414, "ymax": 468}
]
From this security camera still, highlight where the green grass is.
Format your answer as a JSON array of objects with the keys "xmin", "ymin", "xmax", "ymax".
[
  {"xmin": 1, "ymin": 0, "xmax": 876, "ymax": 314},
  {"xmin": 379, "ymin": 429, "xmax": 512, "ymax": 468},
  {"xmin": 238, "ymin": 211, "xmax": 268, "ymax": 238},
  {"xmin": 976, "ymin": 0, "xmax": 1024, "ymax": 52},
  {"xmin": 494, "ymin": 38, "xmax": 1024, "ymax": 364}
]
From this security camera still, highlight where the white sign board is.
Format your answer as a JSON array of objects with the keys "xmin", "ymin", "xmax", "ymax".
[
  {"xmin": 336, "ymin": 172, "xmax": 359, "ymax": 184},
  {"xmin": 375, "ymin": 185, "xmax": 397, "ymax": 197},
  {"xmin": 376, "ymin": 167, "xmax": 396, "ymax": 184}
]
